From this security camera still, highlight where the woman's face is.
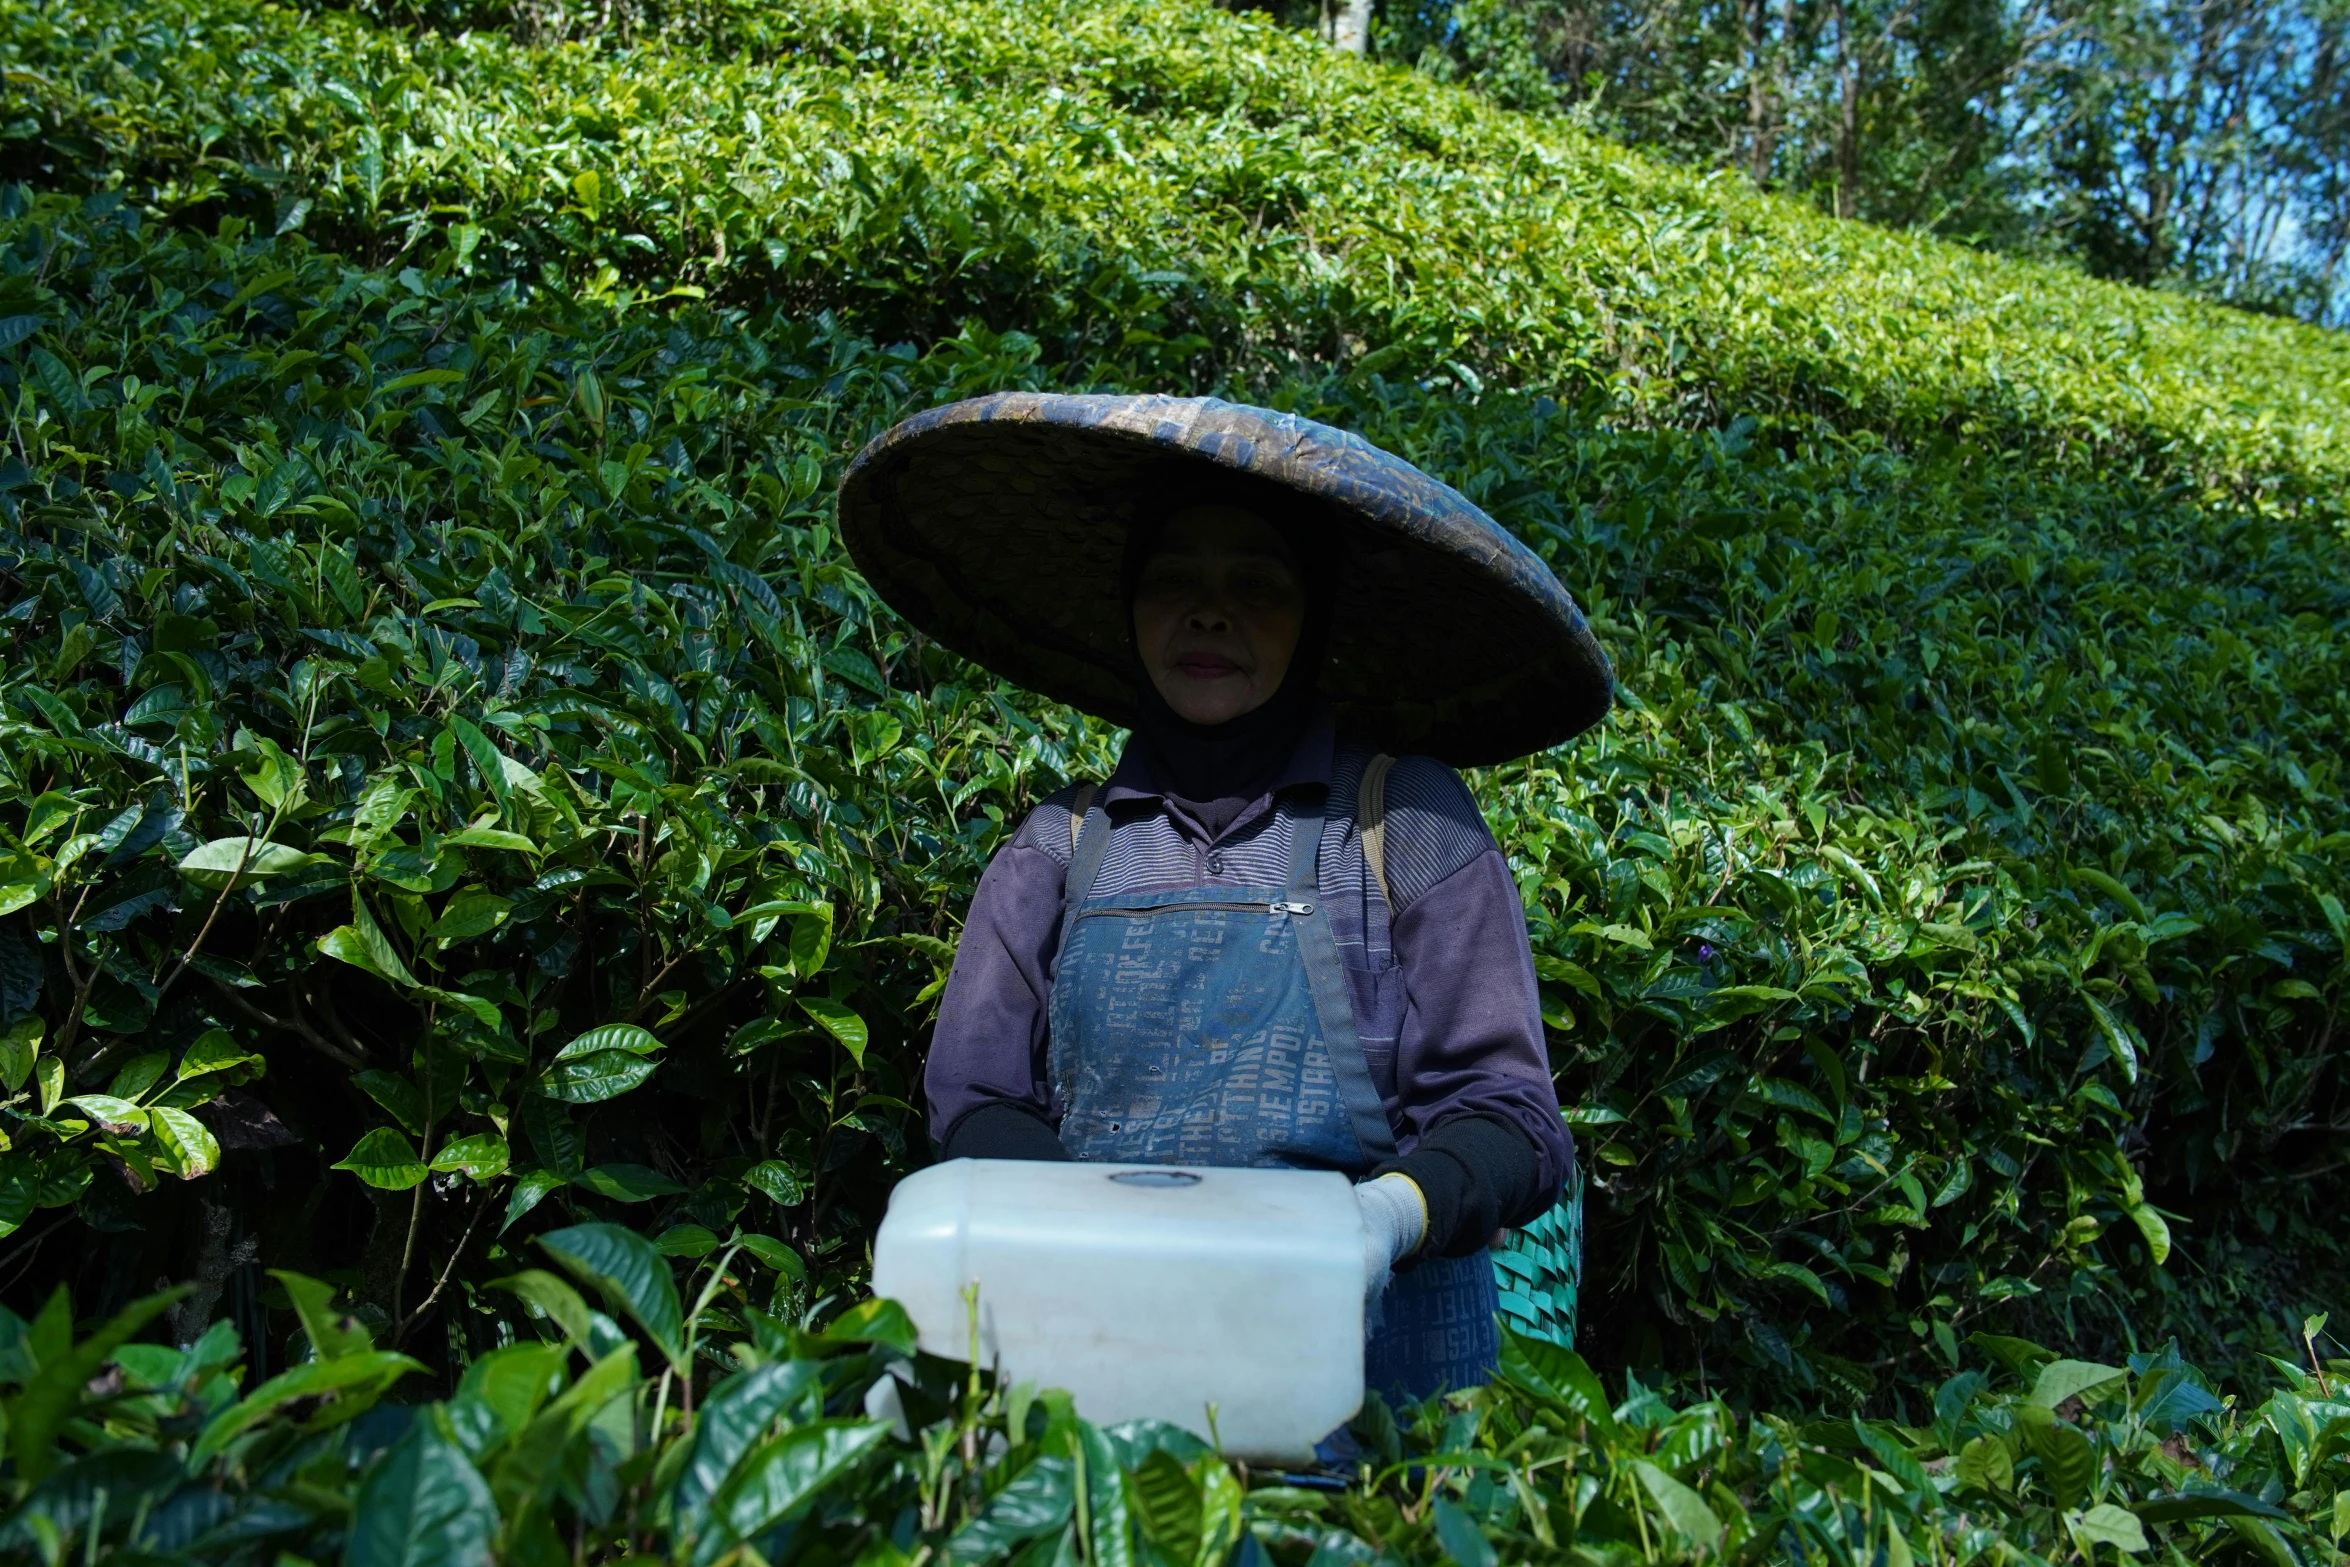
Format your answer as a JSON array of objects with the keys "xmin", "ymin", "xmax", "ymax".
[{"xmin": 1132, "ymin": 506, "xmax": 1305, "ymax": 727}]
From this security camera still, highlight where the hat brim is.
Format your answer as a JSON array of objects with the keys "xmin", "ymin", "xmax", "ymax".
[{"xmin": 837, "ymin": 393, "xmax": 1612, "ymax": 767}]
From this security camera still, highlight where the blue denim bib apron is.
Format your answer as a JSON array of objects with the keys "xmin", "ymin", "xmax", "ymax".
[{"xmin": 1048, "ymin": 788, "xmax": 1499, "ymax": 1403}]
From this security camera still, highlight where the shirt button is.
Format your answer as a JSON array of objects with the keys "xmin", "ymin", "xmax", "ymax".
[{"xmin": 1207, "ymin": 853, "xmax": 1224, "ymax": 875}]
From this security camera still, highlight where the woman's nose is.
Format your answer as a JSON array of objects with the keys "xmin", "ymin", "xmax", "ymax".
[{"xmin": 1185, "ymin": 603, "xmax": 1231, "ymax": 631}]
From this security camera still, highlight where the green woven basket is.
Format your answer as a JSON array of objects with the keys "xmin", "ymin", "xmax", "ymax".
[{"xmin": 1493, "ymin": 1166, "xmax": 1583, "ymax": 1348}]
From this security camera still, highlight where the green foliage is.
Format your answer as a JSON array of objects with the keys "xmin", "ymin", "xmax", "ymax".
[
  {"xmin": 0, "ymin": 0, "xmax": 2343, "ymax": 1455},
  {"xmin": 0, "ymin": 185, "xmax": 1111, "ymax": 1339},
  {"xmin": 5, "ymin": 1277, "xmax": 2348, "ymax": 1566},
  {"xmin": 1437, "ymin": 392, "xmax": 2350, "ymax": 1388},
  {"xmin": 6, "ymin": 0, "xmax": 2348, "ymax": 506}
]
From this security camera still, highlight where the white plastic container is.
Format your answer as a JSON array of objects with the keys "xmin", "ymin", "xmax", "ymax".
[{"xmin": 872, "ymin": 1158, "xmax": 1366, "ymax": 1461}]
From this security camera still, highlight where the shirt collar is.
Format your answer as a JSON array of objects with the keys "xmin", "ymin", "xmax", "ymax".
[{"xmin": 1101, "ymin": 705, "xmax": 1337, "ymax": 812}]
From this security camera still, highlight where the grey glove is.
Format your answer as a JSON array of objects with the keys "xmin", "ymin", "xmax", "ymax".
[{"xmin": 1355, "ymin": 1172, "xmax": 1430, "ymax": 1308}]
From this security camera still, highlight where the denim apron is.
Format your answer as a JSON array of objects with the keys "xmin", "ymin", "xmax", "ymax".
[{"xmin": 1047, "ymin": 786, "xmax": 1500, "ymax": 1403}]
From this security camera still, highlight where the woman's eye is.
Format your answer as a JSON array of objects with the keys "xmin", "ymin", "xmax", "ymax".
[
  {"xmin": 1137, "ymin": 569, "xmax": 1197, "ymax": 600},
  {"xmin": 1231, "ymin": 570, "xmax": 1298, "ymax": 605}
]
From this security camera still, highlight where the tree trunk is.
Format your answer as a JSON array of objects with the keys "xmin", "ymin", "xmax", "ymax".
[
  {"xmin": 1322, "ymin": 0, "xmax": 1372, "ymax": 55},
  {"xmin": 1746, "ymin": 0, "xmax": 1778, "ymax": 185},
  {"xmin": 1833, "ymin": 0, "xmax": 1860, "ymax": 218}
]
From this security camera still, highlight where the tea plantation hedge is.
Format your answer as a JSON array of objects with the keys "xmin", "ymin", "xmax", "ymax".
[
  {"xmin": 0, "ymin": 0, "xmax": 2346, "ymax": 1556},
  {"xmin": 10, "ymin": 0, "xmax": 2350, "ymax": 495},
  {"xmin": 5, "ymin": 1247, "xmax": 2348, "ymax": 1566}
]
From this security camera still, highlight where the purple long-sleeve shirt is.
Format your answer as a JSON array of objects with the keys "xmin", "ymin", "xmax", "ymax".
[{"xmin": 925, "ymin": 713, "xmax": 1571, "ymax": 1196}]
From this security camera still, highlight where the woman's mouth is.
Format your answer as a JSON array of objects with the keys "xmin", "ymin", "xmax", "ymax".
[{"xmin": 1173, "ymin": 653, "xmax": 1243, "ymax": 679}]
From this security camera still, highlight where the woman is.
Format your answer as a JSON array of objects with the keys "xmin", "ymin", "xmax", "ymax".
[{"xmin": 839, "ymin": 393, "xmax": 1612, "ymax": 1400}]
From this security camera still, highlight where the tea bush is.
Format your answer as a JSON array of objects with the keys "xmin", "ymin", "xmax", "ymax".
[
  {"xmin": 0, "ymin": 0, "xmax": 2344, "ymax": 1501},
  {"xmin": 7, "ymin": 0, "xmax": 2350, "ymax": 504},
  {"xmin": 0, "ymin": 189, "xmax": 1114, "ymax": 1358},
  {"xmin": 5, "ymin": 1258, "xmax": 2348, "ymax": 1566}
]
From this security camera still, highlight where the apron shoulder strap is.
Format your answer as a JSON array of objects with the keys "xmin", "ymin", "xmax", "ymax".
[
  {"xmin": 1280, "ymin": 791, "xmax": 1400, "ymax": 1164},
  {"xmin": 1060, "ymin": 783, "xmax": 1111, "ymax": 908},
  {"xmin": 1358, "ymin": 753, "xmax": 1397, "ymax": 908},
  {"xmin": 1050, "ymin": 782, "xmax": 1110, "ymax": 986}
]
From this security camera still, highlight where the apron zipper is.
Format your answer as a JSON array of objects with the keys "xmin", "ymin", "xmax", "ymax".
[{"xmin": 1075, "ymin": 899, "xmax": 1317, "ymax": 919}]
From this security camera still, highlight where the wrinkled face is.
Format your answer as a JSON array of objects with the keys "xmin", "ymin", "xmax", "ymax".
[{"xmin": 1132, "ymin": 505, "xmax": 1305, "ymax": 727}]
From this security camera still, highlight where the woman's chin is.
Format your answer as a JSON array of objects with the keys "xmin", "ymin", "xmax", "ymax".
[{"xmin": 1161, "ymin": 680, "xmax": 1262, "ymax": 726}]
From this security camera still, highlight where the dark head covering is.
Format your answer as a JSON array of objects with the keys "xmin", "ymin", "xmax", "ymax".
[
  {"xmin": 837, "ymin": 392, "xmax": 1612, "ymax": 767},
  {"xmin": 1121, "ymin": 494, "xmax": 1333, "ymax": 810}
]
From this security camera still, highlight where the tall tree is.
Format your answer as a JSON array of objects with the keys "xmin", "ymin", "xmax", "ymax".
[
  {"xmin": 1378, "ymin": 0, "xmax": 2350, "ymax": 325},
  {"xmin": 1325, "ymin": 0, "xmax": 1376, "ymax": 50}
]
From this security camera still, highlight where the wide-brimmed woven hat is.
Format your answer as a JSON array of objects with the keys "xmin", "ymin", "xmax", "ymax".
[{"xmin": 837, "ymin": 393, "xmax": 1612, "ymax": 766}]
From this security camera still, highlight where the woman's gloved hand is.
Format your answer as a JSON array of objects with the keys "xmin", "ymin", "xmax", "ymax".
[{"xmin": 1355, "ymin": 1172, "xmax": 1429, "ymax": 1306}]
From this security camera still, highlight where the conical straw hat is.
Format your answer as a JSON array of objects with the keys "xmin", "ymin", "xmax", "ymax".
[{"xmin": 839, "ymin": 393, "xmax": 1612, "ymax": 766}]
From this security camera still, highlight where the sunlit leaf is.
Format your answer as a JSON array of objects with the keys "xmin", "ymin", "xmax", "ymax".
[
  {"xmin": 60, "ymin": 1095, "xmax": 147, "ymax": 1134},
  {"xmin": 333, "ymin": 1127, "xmax": 427, "ymax": 1190},
  {"xmin": 797, "ymin": 997, "xmax": 868, "ymax": 1065},
  {"xmin": 443, "ymin": 826, "xmax": 540, "ymax": 854},
  {"xmin": 555, "ymin": 1022, "xmax": 663, "ymax": 1060},
  {"xmin": 536, "ymin": 1222, "xmax": 684, "ymax": 1369},
  {"xmin": 2070, "ymin": 1503, "xmax": 2150, "ymax": 1555},
  {"xmin": 735, "ymin": 1232, "xmax": 806, "ymax": 1279},
  {"xmin": 0, "ymin": 1017, "xmax": 39, "ymax": 1093},
  {"xmin": 177, "ymin": 1028, "xmax": 258, "ymax": 1080},
  {"xmin": 742, "ymin": 1160, "xmax": 808, "ymax": 1207},
  {"xmin": 2029, "ymin": 1359, "xmax": 2127, "ymax": 1411},
  {"xmin": 149, "ymin": 1106, "xmax": 221, "ymax": 1178},
  {"xmin": 819, "ymin": 1297, "xmax": 918, "ymax": 1354},
  {"xmin": 177, "ymin": 836, "xmax": 327, "ymax": 887},
  {"xmin": 318, "ymin": 894, "xmax": 417, "ymax": 987},
  {"xmin": 430, "ymin": 1133, "xmax": 511, "ymax": 1181},
  {"xmin": 537, "ymin": 1049, "xmax": 658, "ymax": 1103}
]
